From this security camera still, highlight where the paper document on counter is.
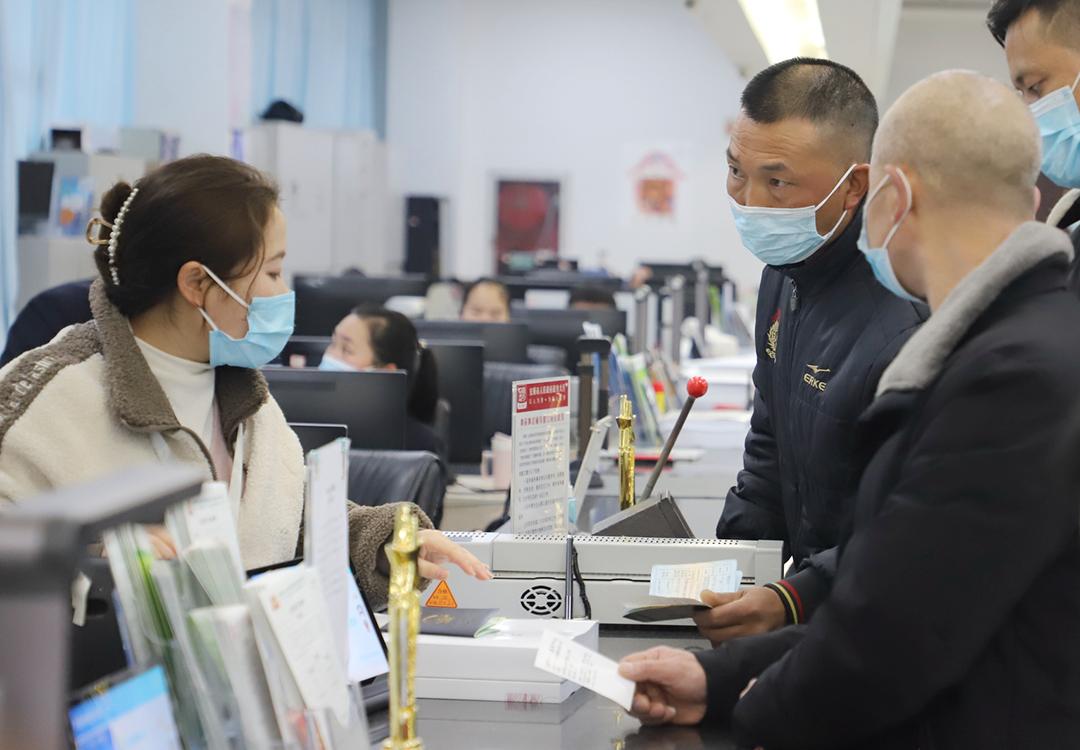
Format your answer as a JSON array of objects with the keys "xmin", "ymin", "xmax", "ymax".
[
  {"xmin": 303, "ymin": 438, "xmax": 351, "ymax": 665},
  {"xmin": 533, "ymin": 630, "xmax": 634, "ymax": 710},
  {"xmin": 649, "ymin": 559, "xmax": 741, "ymax": 600}
]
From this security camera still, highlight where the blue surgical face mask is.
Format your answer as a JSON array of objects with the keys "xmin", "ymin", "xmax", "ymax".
[
  {"xmin": 858, "ymin": 169, "xmax": 922, "ymax": 304},
  {"xmin": 1030, "ymin": 71, "xmax": 1080, "ymax": 188},
  {"xmin": 318, "ymin": 352, "xmax": 357, "ymax": 372},
  {"xmin": 729, "ymin": 163, "xmax": 857, "ymax": 266},
  {"xmin": 197, "ymin": 265, "xmax": 295, "ymax": 369}
]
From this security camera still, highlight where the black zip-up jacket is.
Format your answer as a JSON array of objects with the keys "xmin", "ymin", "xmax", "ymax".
[
  {"xmin": 717, "ymin": 207, "xmax": 926, "ymax": 622},
  {"xmin": 727, "ymin": 223, "xmax": 1080, "ymax": 749}
]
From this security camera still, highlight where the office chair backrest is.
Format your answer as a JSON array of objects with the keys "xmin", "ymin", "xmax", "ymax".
[
  {"xmin": 482, "ymin": 361, "xmax": 569, "ymax": 444},
  {"xmin": 347, "ymin": 450, "xmax": 448, "ymax": 527}
]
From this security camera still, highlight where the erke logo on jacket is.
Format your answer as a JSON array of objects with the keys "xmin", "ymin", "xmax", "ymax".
[{"xmin": 804, "ymin": 363, "xmax": 831, "ymax": 392}]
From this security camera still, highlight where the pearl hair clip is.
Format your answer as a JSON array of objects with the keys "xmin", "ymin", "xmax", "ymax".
[{"xmin": 86, "ymin": 187, "xmax": 139, "ymax": 286}]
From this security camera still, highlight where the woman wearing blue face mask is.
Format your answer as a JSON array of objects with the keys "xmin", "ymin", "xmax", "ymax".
[
  {"xmin": 320, "ymin": 306, "xmax": 446, "ymax": 460},
  {"xmin": 0, "ymin": 155, "xmax": 490, "ymax": 605}
]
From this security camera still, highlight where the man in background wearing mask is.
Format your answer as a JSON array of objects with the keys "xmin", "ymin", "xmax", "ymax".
[
  {"xmin": 989, "ymin": 0, "xmax": 1080, "ymax": 291},
  {"xmin": 694, "ymin": 58, "xmax": 925, "ymax": 647},
  {"xmin": 621, "ymin": 69, "xmax": 1080, "ymax": 749}
]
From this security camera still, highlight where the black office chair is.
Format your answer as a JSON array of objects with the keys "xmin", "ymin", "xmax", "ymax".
[
  {"xmin": 1, "ymin": 279, "xmax": 93, "ymax": 367},
  {"xmin": 482, "ymin": 361, "xmax": 569, "ymax": 443},
  {"xmin": 347, "ymin": 450, "xmax": 448, "ymax": 527}
]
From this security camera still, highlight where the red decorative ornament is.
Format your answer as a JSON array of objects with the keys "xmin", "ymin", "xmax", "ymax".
[{"xmin": 686, "ymin": 376, "xmax": 709, "ymax": 399}]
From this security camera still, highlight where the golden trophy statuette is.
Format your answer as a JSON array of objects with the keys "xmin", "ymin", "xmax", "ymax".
[
  {"xmin": 382, "ymin": 505, "xmax": 424, "ymax": 750},
  {"xmin": 617, "ymin": 394, "xmax": 636, "ymax": 510}
]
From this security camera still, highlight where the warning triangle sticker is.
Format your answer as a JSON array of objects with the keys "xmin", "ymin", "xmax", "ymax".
[{"xmin": 425, "ymin": 580, "xmax": 458, "ymax": 609}]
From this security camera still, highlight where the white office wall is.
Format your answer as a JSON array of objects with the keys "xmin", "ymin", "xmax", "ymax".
[
  {"xmin": 387, "ymin": 0, "xmax": 764, "ymax": 293},
  {"xmin": 886, "ymin": 7, "xmax": 1010, "ymax": 106},
  {"xmin": 131, "ymin": 0, "xmax": 241, "ymax": 157}
]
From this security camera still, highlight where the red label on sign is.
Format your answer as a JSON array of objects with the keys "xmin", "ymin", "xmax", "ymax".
[{"xmin": 515, "ymin": 379, "xmax": 570, "ymax": 413}]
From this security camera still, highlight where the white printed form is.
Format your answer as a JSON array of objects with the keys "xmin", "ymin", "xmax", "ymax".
[
  {"xmin": 533, "ymin": 630, "xmax": 634, "ymax": 710},
  {"xmin": 649, "ymin": 559, "xmax": 742, "ymax": 601},
  {"xmin": 511, "ymin": 377, "xmax": 571, "ymax": 535},
  {"xmin": 304, "ymin": 438, "xmax": 351, "ymax": 665},
  {"xmin": 257, "ymin": 567, "xmax": 350, "ymax": 726}
]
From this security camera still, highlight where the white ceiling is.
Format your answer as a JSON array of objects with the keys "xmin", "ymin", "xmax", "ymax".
[{"xmin": 690, "ymin": 0, "xmax": 1002, "ymax": 103}]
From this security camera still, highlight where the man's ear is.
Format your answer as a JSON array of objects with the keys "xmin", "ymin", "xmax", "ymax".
[
  {"xmin": 176, "ymin": 261, "xmax": 210, "ymax": 309},
  {"xmin": 843, "ymin": 164, "xmax": 870, "ymax": 211},
  {"xmin": 884, "ymin": 165, "xmax": 913, "ymax": 226},
  {"xmin": 1033, "ymin": 184, "xmax": 1042, "ymax": 218}
]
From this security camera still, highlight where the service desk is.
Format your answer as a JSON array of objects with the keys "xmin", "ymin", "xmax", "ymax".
[
  {"xmin": 367, "ymin": 628, "xmax": 740, "ymax": 750},
  {"xmin": 441, "ymin": 444, "xmax": 744, "ymax": 533}
]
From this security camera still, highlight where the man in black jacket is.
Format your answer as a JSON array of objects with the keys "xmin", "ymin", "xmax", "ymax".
[
  {"xmin": 987, "ymin": 0, "xmax": 1080, "ymax": 291},
  {"xmin": 621, "ymin": 70, "xmax": 1080, "ymax": 748},
  {"xmin": 696, "ymin": 59, "xmax": 925, "ymax": 642}
]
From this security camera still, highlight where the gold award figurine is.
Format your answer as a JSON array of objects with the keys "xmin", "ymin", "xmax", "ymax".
[
  {"xmin": 617, "ymin": 394, "xmax": 636, "ymax": 510},
  {"xmin": 383, "ymin": 506, "xmax": 424, "ymax": 750}
]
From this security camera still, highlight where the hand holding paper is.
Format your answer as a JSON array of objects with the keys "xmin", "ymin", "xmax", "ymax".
[
  {"xmin": 624, "ymin": 560, "xmax": 743, "ymax": 623},
  {"xmin": 533, "ymin": 630, "xmax": 634, "ymax": 710}
]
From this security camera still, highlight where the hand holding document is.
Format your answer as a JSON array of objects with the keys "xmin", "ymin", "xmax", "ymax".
[
  {"xmin": 624, "ymin": 560, "xmax": 742, "ymax": 623},
  {"xmin": 533, "ymin": 630, "xmax": 634, "ymax": 710}
]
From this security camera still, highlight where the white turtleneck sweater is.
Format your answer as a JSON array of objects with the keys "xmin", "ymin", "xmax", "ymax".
[{"xmin": 135, "ymin": 337, "xmax": 233, "ymax": 483}]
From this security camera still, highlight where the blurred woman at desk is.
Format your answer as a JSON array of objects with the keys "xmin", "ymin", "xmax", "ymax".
[
  {"xmin": 460, "ymin": 277, "xmax": 511, "ymax": 322},
  {"xmin": 0, "ymin": 155, "xmax": 489, "ymax": 606},
  {"xmin": 320, "ymin": 306, "xmax": 446, "ymax": 460}
]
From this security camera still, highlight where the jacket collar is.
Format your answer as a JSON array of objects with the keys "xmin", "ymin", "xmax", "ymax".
[
  {"xmin": 89, "ymin": 279, "xmax": 268, "ymax": 441},
  {"xmin": 776, "ymin": 204, "xmax": 864, "ymax": 296},
  {"xmin": 1048, "ymin": 189, "xmax": 1080, "ymax": 230},
  {"xmin": 876, "ymin": 222, "xmax": 1073, "ymax": 398}
]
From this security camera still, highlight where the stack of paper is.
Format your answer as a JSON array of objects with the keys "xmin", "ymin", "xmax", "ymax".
[
  {"xmin": 188, "ymin": 605, "xmax": 282, "ymax": 748},
  {"xmin": 245, "ymin": 565, "xmax": 350, "ymax": 746},
  {"xmin": 406, "ymin": 618, "xmax": 599, "ymax": 703},
  {"xmin": 165, "ymin": 482, "xmax": 245, "ymax": 606}
]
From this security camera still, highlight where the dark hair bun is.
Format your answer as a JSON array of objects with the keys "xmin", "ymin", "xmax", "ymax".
[{"xmin": 89, "ymin": 155, "xmax": 280, "ymax": 318}]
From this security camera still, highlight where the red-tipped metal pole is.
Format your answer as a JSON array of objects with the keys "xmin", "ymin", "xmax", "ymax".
[{"xmin": 639, "ymin": 377, "xmax": 709, "ymax": 501}]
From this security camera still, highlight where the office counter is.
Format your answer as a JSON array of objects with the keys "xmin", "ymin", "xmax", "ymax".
[
  {"xmin": 368, "ymin": 628, "xmax": 741, "ymax": 750},
  {"xmin": 441, "ymin": 444, "xmax": 744, "ymax": 532}
]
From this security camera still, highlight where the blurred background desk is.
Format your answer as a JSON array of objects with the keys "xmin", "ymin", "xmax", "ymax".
[{"xmin": 367, "ymin": 628, "xmax": 740, "ymax": 750}]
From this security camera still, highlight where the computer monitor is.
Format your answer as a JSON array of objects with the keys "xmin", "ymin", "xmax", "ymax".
[
  {"xmin": 18, "ymin": 160, "xmax": 55, "ymax": 234},
  {"xmin": 69, "ymin": 665, "xmax": 182, "ymax": 750},
  {"xmin": 413, "ymin": 320, "xmax": 529, "ymax": 364},
  {"xmin": 277, "ymin": 336, "xmax": 331, "ymax": 368},
  {"xmin": 511, "ymin": 307, "xmax": 627, "ymax": 366},
  {"xmin": 288, "ymin": 422, "xmax": 348, "ymax": 455},
  {"xmin": 293, "ymin": 275, "xmax": 432, "ymax": 336},
  {"xmin": 263, "ymin": 368, "xmax": 407, "ymax": 450},
  {"xmin": 423, "ymin": 341, "xmax": 485, "ymax": 464},
  {"xmin": 498, "ymin": 273, "xmax": 624, "ymax": 301}
]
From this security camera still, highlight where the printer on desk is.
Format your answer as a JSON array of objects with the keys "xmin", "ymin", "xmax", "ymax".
[{"xmin": 440, "ymin": 532, "xmax": 781, "ymax": 626}]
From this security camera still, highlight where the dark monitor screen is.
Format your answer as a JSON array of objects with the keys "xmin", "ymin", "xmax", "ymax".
[
  {"xmin": 288, "ymin": 422, "xmax": 348, "ymax": 455},
  {"xmin": 512, "ymin": 307, "xmax": 626, "ymax": 343},
  {"xmin": 293, "ymin": 275, "xmax": 432, "ymax": 336},
  {"xmin": 277, "ymin": 336, "xmax": 331, "ymax": 368},
  {"xmin": 18, "ymin": 160, "xmax": 55, "ymax": 228},
  {"xmin": 498, "ymin": 274, "xmax": 624, "ymax": 300},
  {"xmin": 263, "ymin": 368, "xmax": 407, "ymax": 450},
  {"xmin": 423, "ymin": 341, "xmax": 484, "ymax": 464},
  {"xmin": 512, "ymin": 307, "xmax": 626, "ymax": 368},
  {"xmin": 413, "ymin": 320, "xmax": 529, "ymax": 364},
  {"xmin": 641, "ymin": 262, "xmax": 727, "ymax": 284}
]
